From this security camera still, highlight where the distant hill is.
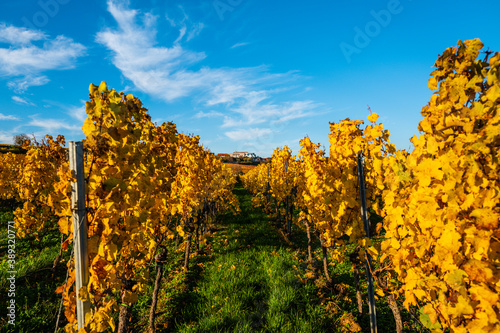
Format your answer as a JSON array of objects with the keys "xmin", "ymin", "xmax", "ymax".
[{"xmin": 0, "ymin": 144, "xmax": 26, "ymax": 154}]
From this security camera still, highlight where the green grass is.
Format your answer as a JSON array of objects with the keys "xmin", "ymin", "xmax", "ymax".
[
  {"xmin": 0, "ymin": 201, "xmax": 72, "ymax": 333},
  {"xmin": 0, "ymin": 184, "xmax": 425, "ymax": 333},
  {"xmin": 166, "ymin": 183, "xmax": 333, "ymax": 333}
]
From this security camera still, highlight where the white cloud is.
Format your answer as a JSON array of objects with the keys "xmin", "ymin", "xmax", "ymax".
[
  {"xmin": 221, "ymin": 99, "xmax": 322, "ymax": 128},
  {"xmin": 0, "ymin": 23, "xmax": 46, "ymax": 45},
  {"xmin": 96, "ymin": 1, "xmax": 208, "ymax": 101},
  {"xmin": 0, "ymin": 123, "xmax": 26, "ymax": 143},
  {"xmin": 0, "ymin": 35, "xmax": 86, "ymax": 75},
  {"xmin": 174, "ymin": 26, "xmax": 187, "ymax": 44},
  {"xmin": 0, "ymin": 132, "xmax": 14, "ymax": 143},
  {"xmin": 166, "ymin": 6, "xmax": 204, "ymax": 42},
  {"xmin": 0, "ymin": 113, "xmax": 19, "ymax": 121},
  {"xmin": 66, "ymin": 103, "xmax": 87, "ymax": 123},
  {"xmin": 194, "ymin": 110, "xmax": 224, "ymax": 118},
  {"xmin": 0, "ymin": 23, "xmax": 86, "ymax": 92},
  {"xmin": 12, "ymin": 96, "xmax": 35, "ymax": 106},
  {"xmin": 96, "ymin": 1, "xmax": 301, "ymax": 105},
  {"xmin": 187, "ymin": 22, "xmax": 204, "ymax": 41},
  {"xmin": 97, "ymin": 1, "xmax": 323, "ymax": 149},
  {"xmin": 231, "ymin": 42, "xmax": 249, "ymax": 49},
  {"xmin": 225, "ymin": 128, "xmax": 272, "ymax": 141},
  {"xmin": 7, "ymin": 75, "xmax": 50, "ymax": 93},
  {"xmin": 27, "ymin": 116, "xmax": 80, "ymax": 132}
]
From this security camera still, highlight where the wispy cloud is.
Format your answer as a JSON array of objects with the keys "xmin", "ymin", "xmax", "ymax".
[
  {"xmin": 187, "ymin": 22, "xmax": 204, "ymax": 41},
  {"xmin": 194, "ymin": 110, "xmax": 224, "ymax": 118},
  {"xmin": 27, "ymin": 115, "xmax": 80, "ymax": 132},
  {"xmin": 12, "ymin": 96, "xmax": 35, "ymax": 106},
  {"xmin": 7, "ymin": 75, "xmax": 50, "ymax": 93},
  {"xmin": 96, "ymin": 1, "xmax": 208, "ymax": 101},
  {"xmin": 221, "ymin": 100, "xmax": 322, "ymax": 128},
  {"xmin": 96, "ymin": 1, "xmax": 307, "ymax": 103},
  {"xmin": 34, "ymin": 99, "xmax": 88, "ymax": 124},
  {"xmin": 0, "ymin": 123, "xmax": 25, "ymax": 143},
  {"xmin": 0, "ymin": 131, "xmax": 14, "ymax": 143},
  {"xmin": 0, "ymin": 113, "xmax": 19, "ymax": 121},
  {"xmin": 97, "ymin": 0, "xmax": 323, "ymax": 149},
  {"xmin": 231, "ymin": 42, "xmax": 249, "ymax": 49},
  {"xmin": 67, "ymin": 105, "xmax": 87, "ymax": 123},
  {"xmin": 225, "ymin": 128, "xmax": 272, "ymax": 141},
  {"xmin": 166, "ymin": 5, "xmax": 204, "ymax": 42},
  {"xmin": 0, "ymin": 23, "xmax": 46, "ymax": 45},
  {"xmin": 0, "ymin": 23, "xmax": 86, "ymax": 93}
]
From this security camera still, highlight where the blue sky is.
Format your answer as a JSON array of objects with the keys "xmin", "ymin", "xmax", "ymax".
[{"xmin": 1, "ymin": 0, "xmax": 499, "ymax": 157}]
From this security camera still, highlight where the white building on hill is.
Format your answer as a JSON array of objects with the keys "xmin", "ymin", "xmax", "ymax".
[{"xmin": 229, "ymin": 152, "xmax": 256, "ymax": 159}]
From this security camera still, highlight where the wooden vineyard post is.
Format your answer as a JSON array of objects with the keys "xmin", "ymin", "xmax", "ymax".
[
  {"xmin": 285, "ymin": 159, "xmax": 291, "ymax": 236},
  {"xmin": 267, "ymin": 165, "xmax": 270, "ymax": 205},
  {"xmin": 69, "ymin": 141, "xmax": 90, "ymax": 329},
  {"xmin": 356, "ymin": 152, "xmax": 377, "ymax": 333}
]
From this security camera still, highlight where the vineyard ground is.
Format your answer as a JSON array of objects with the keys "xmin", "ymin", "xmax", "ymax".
[
  {"xmin": 0, "ymin": 184, "xmax": 423, "ymax": 332},
  {"xmin": 223, "ymin": 163, "xmax": 258, "ymax": 175}
]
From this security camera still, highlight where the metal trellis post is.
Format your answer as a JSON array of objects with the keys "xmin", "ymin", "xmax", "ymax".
[{"xmin": 357, "ymin": 152, "xmax": 377, "ymax": 333}]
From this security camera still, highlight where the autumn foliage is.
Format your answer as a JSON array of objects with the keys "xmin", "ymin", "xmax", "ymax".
[
  {"xmin": 1, "ymin": 82, "xmax": 239, "ymax": 332},
  {"xmin": 243, "ymin": 39, "xmax": 500, "ymax": 332}
]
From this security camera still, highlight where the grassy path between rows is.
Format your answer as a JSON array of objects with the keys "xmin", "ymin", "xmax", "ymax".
[
  {"xmin": 158, "ymin": 182, "xmax": 424, "ymax": 333},
  {"xmin": 166, "ymin": 183, "xmax": 335, "ymax": 333}
]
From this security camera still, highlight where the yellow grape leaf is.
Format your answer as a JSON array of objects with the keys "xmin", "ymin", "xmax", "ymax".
[
  {"xmin": 92, "ymin": 309, "xmax": 109, "ymax": 332},
  {"xmin": 428, "ymin": 76, "xmax": 438, "ymax": 90},
  {"xmin": 84, "ymin": 310, "xmax": 93, "ymax": 327},
  {"xmin": 367, "ymin": 112, "xmax": 379, "ymax": 123},
  {"xmin": 463, "ymin": 259, "xmax": 494, "ymax": 283},
  {"xmin": 176, "ymin": 225, "xmax": 185, "ymax": 237},
  {"xmin": 466, "ymin": 318, "xmax": 489, "ymax": 333},
  {"xmin": 445, "ymin": 269, "xmax": 468, "ymax": 290},
  {"xmin": 78, "ymin": 286, "xmax": 89, "ymax": 302},
  {"xmin": 447, "ymin": 295, "xmax": 474, "ymax": 317},
  {"xmin": 367, "ymin": 246, "xmax": 379, "ymax": 257},
  {"xmin": 426, "ymin": 136, "xmax": 438, "ymax": 155},
  {"xmin": 438, "ymin": 225, "xmax": 461, "ymax": 252},
  {"xmin": 470, "ymin": 208, "xmax": 499, "ymax": 229},
  {"xmin": 108, "ymin": 317, "xmax": 116, "ymax": 332},
  {"xmin": 89, "ymin": 83, "xmax": 98, "ymax": 94},
  {"xmin": 58, "ymin": 216, "xmax": 71, "ymax": 235},
  {"xmin": 82, "ymin": 117, "xmax": 95, "ymax": 137},
  {"xmin": 469, "ymin": 283, "xmax": 499, "ymax": 305},
  {"xmin": 99, "ymin": 81, "xmax": 107, "ymax": 92},
  {"xmin": 419, "ymin": 304, "xmax": 442, "ymax": 330},
  {"xmin": 98, "ymin": 243, "xmax": 106, "ymax": 258}
]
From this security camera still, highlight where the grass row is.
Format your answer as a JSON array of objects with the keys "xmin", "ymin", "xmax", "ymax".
[
  {"xmin": 0, "ymin": 182, "xmax": 423, "ymax": 332},
  {"xmin": 162, "ymin": 183, "xmax": 334, "ymax": 332}
]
